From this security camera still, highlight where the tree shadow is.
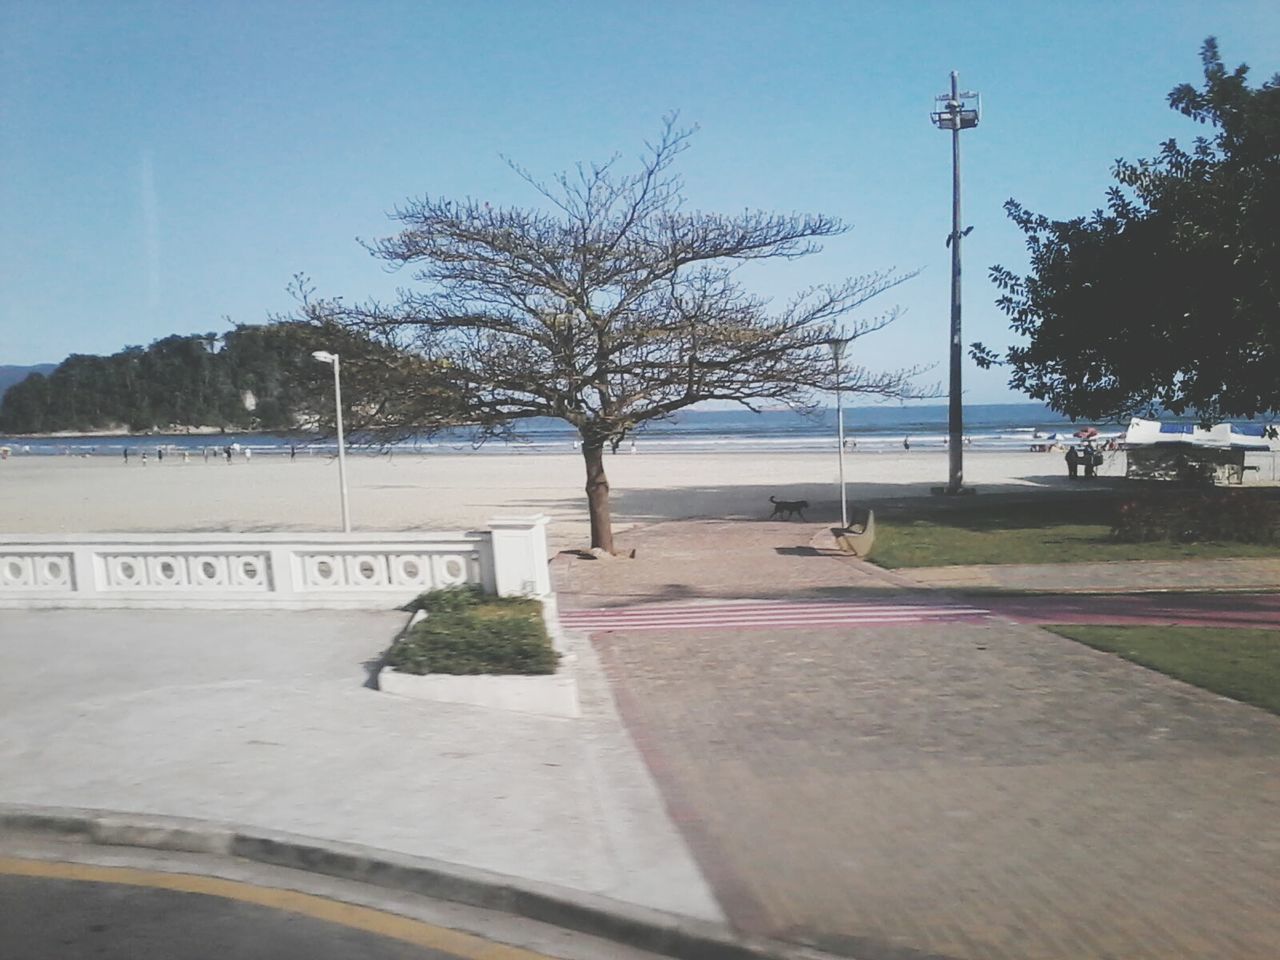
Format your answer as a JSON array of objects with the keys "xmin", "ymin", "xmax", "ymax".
[
  {"xmin": 501, "ymin": 479, "xmax": 1136, "ymax": 531},
  {"xmin": 562, "ymin": 580, "xmax": 916, "ymax": 608},
  {"xmin": 773, "ymin": 545, "xmax": 851, "ymax": 559},
  {"xmin": 992, "ymin": 590, "xmax": 1280, "ymax": 627}
]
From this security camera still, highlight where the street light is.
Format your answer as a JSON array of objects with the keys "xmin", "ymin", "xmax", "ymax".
[
  {"xmin": 931, "ymin": 71, "xmax": 980, "ymax": 495},
  {"xmin": 827, "ymin": 337, "xmax": 853, "ymax": 529},
  {"xmin": 312, "ymin": 350, "xmax": 351, "ymax": 533}
]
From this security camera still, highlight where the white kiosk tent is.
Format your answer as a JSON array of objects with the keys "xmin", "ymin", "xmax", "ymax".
[{"xmin": 1123, "ymin": 417, "xmax": 1277, "ymax": 484}]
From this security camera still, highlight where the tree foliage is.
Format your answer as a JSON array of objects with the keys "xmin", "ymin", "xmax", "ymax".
[
  {"xmin": 0, "ymin": 323, "xmax": 329, "ymax": 434},
  {"xmin": 980, "ymin": 39, "xmax": 1280, "ymax": 423},
  {"xmin": 296, "ymin": 119, "xmax": 921, "ymax": 550}
]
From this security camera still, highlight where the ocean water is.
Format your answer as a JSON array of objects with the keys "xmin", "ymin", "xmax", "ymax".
[{"xmin": 1, "ymin": 402, "xmax": 1124, "ymax": 456}]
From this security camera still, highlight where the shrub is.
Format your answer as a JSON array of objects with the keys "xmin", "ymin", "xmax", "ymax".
[
  {"xmin": 1113, "ymin": 489, "xmax": 1280, "ymax": 544},
  {"xmin": 404, "ymin": 584, "xmax": 485, "ymax": 614},
  {"xmin": 388, "ymin": 589, "xmax": 558, "ymax": 675}
]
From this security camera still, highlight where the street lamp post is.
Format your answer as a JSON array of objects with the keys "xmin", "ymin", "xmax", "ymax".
[
  {"xmin": 931, "ymin": 71, "xmax": 980, "ymax": 495},
  {"xmin": 312, "ymin": 350, "xmax": 351, "ymax": 533},
  {"xmin": 828, "ymin": 338, "xmax": 851, "ymax": 529}
]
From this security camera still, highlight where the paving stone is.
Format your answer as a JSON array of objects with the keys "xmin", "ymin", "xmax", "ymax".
[{"xmin": 558, "ymin": 519, "xmax": 1280, "ymax": 960}]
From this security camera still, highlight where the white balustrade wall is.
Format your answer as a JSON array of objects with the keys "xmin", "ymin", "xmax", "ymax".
[{"xmin": 0, "ymin": 516, "xmax": 551, "ymax": 609}]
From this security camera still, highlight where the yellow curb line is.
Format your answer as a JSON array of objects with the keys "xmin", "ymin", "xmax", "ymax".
[{"xmin": 0, "ymin": 856, "xmax": 555, "ymax": 960}]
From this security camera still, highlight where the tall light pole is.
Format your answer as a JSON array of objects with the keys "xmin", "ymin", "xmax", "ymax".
[
  {"xmin": 931, "ymin": 71, "xmax": 980, "ymax": 495},
  {"xmin": 312, "ymin": 350, "xmax": 351, "ymax": 532},
  {"xmin": 827, "ymin": 337, "xmax": 852, "ymax": 529}
]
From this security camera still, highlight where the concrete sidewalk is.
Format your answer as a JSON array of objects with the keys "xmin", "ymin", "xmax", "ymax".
[
  {"xmin": 556, "ymin": 519, "xmax": 1280, "ymax": 959},
  {"xmin": 0, "ymin": 609, "xmax": 721, "ymax": 924}
]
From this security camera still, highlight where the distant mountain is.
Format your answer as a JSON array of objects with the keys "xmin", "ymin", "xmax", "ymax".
[{"xmin": 0, "ymin": 364, "xmax": 57, "ymax": 395}]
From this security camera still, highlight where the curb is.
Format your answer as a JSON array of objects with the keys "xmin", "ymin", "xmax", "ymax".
[{"xmin": 0, "ymin": 804, "xmax": 837, "ymax": 960}]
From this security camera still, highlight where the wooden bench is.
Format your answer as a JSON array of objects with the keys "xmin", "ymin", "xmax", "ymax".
[{"xmin": 832, "ymin": 508, "xmax": 876, "ymax": 558}]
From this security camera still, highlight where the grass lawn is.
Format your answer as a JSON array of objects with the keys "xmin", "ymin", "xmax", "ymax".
[
  {"xmin": 869, "ymin": 493, "xmax": 1280, "ymax": 568},
  {"xmin": 1045, "ymin": 625, "xmax": 1280, "ymax": 715}
]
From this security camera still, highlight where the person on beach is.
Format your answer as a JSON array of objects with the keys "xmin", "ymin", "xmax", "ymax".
[
  {"xmin": 224, "ymin": 445, "xmax": 233, "ymax": 463},
  {"xmin": 203, "ymin": 447, "xmax": 209, "ymax": 463},
  {"xmin": 1065, "ymin": 445, "xmax": 1080, "ymax": 479},
  {"xmin": 1083, "ymin": 441, "xmax": 1098, "ymax": 479},
  {"xmin": 123, "ymin": 448, "xmax": 129, "ymax": 463},
  {"xmin": 244, "ymin": 447, "xmax": 252, "ymax": 462},
  {"xmin": 141, "ymin": 452, "xmax": 148, "ymax": 466},
  {"xmin": 903, "ymin": 436, "xmax": 911, "ymax": 451},
  {"xmin": 157, "ymin": 447, "xmax": 164, "ymax": 462},
  {"xmin": 290, "ymin": 444, "xmax": 296, "ymax": 461},
  {"xmin": 182, "ymin": 450, "xmax": 190, "ymax": 464}
]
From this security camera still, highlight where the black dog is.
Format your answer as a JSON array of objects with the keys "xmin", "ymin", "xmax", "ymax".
[{"xmin": 768, "ymin": 495, "xmax": 809, "ymax": 521}]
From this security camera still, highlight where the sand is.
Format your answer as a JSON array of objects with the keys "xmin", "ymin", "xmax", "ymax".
[{"xmin": 0, "ymin": 447, "xmax": 1164, "ymax": 549}]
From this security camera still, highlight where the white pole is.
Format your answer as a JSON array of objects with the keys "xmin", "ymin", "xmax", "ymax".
[
  {"xmin": 833, "ymin": 341, "xmax": 848, "ymax": 529},
  {"xmin": 332, "ymin": 356, "xmax": 351, "ymax": 533}
]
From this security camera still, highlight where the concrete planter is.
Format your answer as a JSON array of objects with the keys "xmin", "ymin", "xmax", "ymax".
[
  {"xmin": 378, "ymin": 655, "xmax": 579, "ymax": 718},
  {"xmin": 377, "ymin": 595, "xmax": 579, "ymax": 718}
]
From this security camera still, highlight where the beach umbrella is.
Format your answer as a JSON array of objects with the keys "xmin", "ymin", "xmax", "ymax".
[{"xmin": 1073, "ymin": 427, "xmax": 1099, "ymax": 439}]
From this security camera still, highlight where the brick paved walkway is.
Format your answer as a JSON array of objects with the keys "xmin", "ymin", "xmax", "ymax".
[
  {"xmin": 557, "ymin": 520, "xmax": 1280, "ymax": 960},
  {"xmin": 553, "ymin": 519, "xmax": 908, "ymax": 609}
]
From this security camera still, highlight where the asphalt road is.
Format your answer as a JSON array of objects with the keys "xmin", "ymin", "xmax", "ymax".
[{"xmin": 0, "ymin": 860, "xmax": 557, "ymax": 960}]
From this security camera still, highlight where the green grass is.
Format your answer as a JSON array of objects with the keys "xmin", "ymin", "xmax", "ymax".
[
  {"xmin": 1045, "ymin": 625, "xmax": 1280, "ymax": 715},
  {"xmin": 387, "ymin": 587, "xmax": 558, "ymax": 676},
  {"xmin": 868, "ymin": 494, "xmax": 1280, "ymax": 568}
]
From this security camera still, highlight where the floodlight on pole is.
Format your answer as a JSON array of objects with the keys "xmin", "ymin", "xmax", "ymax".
[
  {"xmin": 826, "ymin": 337, "xmax": 853, "ymax": 529},
  {"xmin": 931, "ymin": 71, "xmax": 980, "ymax": 496},
  {"xmin": 311, "ymin": 350, "xmax": 351, "ymax": 533}
]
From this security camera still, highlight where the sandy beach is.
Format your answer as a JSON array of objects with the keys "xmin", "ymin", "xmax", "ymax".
[{"xmin": 0, "ymin": 447, "xmax": 1168, "ymax": 549}]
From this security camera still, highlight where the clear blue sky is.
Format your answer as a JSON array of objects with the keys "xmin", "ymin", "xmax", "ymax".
[{"xmin": 3, "ymin": 1, "xmax": 1278, "ymax": 403}]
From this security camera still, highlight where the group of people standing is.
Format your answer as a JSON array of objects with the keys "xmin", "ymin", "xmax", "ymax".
[
  {"xmin": 122, "ymin": 444, "xmax": 255, "ymax": 464},
  {"xmin": 1065, "ymin": 442, "xmax": 1104, "ymax": 479}
]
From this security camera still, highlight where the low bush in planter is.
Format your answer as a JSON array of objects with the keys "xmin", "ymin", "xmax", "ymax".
[
  {"xmin": 403, "ymin": 584, "xmax": 486, "ymax": 614},
  {"xmin": 388, "ymin": 587, "xmax": 558, "ymax": 675}
]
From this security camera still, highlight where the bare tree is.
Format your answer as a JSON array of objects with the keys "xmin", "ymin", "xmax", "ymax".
[{"xmin": 296, "ymin": 119, "xmax": 921, "ymax": 552}]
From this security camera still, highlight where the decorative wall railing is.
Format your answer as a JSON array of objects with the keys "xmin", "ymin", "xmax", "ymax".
[{"xmin": 0, "ymin": 516, "xmax": 550, "ymax": 609}]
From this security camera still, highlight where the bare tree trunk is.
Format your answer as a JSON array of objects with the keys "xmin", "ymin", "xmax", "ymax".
[{"xmin": 581, "ymin": 441, "xmax": 614, "ymax": 553}]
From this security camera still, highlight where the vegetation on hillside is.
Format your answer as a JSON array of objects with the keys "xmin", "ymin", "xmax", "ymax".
[
  {"xmin": 0, "ymin": 323, "xmax": 327, "ymax": 434},
  {"xmin": 0, "ymin": 364, "xmax": 57, "ymax": 396}
]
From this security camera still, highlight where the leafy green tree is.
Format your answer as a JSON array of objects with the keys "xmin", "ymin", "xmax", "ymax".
[
  {"xmin": 294, "ymin": 121, "xmax": 920, "ymax": 552},
  {"xmin": 979, "ymin": 39, "xmax": 1280, "ymax": 423}
]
